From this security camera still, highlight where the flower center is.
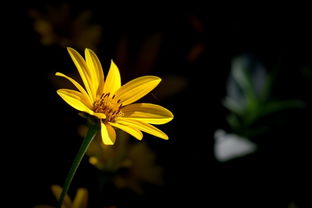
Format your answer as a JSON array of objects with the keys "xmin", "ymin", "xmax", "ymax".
[{"xmin": 93, "ymin": 93, "xmax": 123, "ymax": 122}]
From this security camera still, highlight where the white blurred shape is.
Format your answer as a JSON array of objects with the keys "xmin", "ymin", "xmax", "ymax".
[{"xmin": 214, "ymin": 129, "xmax": 257, "ymax": 162}]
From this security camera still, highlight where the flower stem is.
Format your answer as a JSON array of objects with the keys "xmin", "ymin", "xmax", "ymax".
[{"xmin": 57, "ymin": 123, "xmax": 99, "ymax": 208}]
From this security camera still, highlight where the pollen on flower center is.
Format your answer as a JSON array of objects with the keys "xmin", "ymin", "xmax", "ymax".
[{"xmin": 93, "ymin": 93, "xmax": 124, "ymax": 122}]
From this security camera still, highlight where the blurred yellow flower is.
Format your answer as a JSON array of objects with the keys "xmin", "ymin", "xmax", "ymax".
[
  {"xmin": 112, "ymin": 137, "xmax": 164, "ymax": 194},
  {"xmin": 56, "ymin": 47, "xmax": 173, "ymax": 145},
  {"xmin": 80, "ymin": 126, "xmax": 163, "ymax": 194},
  {"xmin": 33, "ymin": 185, "xmax": 87, "ymax": 208},
  {"xmin": 29, "ymin": 4, "xmax": 102, "ymax": 50}
]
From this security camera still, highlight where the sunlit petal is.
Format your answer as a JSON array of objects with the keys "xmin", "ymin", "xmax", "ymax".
[
  {"xmin": 92, "ymin": 112, "xmax": 106, "ymax": 119},
  {"xmin": 121, "ymin": 103, "xmax": 173, "ymax": 124},
  {"xmin": 101, "ymin": 122, "xmax": 116, "ymax": 145},
  {"xmin": 115, "ymin": 76, "xmax": 161, "ymax": 106},
  {"xmin": 117, "ymin": 119, "xmax": 168, "ymax": 140},
  {"xmin": 85, "ymin": 48, "xmax": 104, "ymax": 97},
  {"xmin": 103, "ymin": 60, "xmax": 121, "ymax": 95},
  {"xmin": 55, "ymin": 72, "xmax": 92, "ymax": 107},
  {"xmin": 67, "ymin": 47, "xmax": 95, "ymax": 101},
  {"xmin": 57, "ymin": 89, "xmax": 93, "ymax": 114},
  {"xmin": 110, "ymin": 122, "xmax": 143, "ymax": 140}
]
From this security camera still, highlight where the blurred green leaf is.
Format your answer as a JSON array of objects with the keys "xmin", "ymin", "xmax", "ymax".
[
  {"xmin": 261, "ymin": 100, "xmax": 305, "ymax": 117},
  {"xmin": 223, "ymin": 54, "xmax": 305, "ymax": 138},
  {"xmin": 223, "ymin": 97, "xmax": 245, "ymax": 116}
]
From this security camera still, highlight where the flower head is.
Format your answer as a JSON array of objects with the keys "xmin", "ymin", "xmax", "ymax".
[{"xmin": 56, "ymin": 47, "xmax": 173, "ymax": 145}]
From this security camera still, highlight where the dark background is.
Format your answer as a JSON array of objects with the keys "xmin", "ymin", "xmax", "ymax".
[{"xmin": 3, "ymin": 3, "xmax": 312, "ymax": 208}]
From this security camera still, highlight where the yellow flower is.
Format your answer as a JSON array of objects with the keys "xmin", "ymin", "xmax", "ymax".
[
  {"xmin": 33, "ymin": 185, "xmax": 87, "ymax": 208},
  {"xmin": 56, "ymin": 47, "xmax": 173, "ymax": 145}
]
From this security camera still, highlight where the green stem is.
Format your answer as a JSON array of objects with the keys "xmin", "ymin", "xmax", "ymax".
[{"xmin": 57, "ymin": 123, "xmax": 99, "ymax": 208}]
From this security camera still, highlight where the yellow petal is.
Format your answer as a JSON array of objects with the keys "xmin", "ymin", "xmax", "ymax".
[
  {"xmin": 92, "ymin": 112, "xmax": 106, "ymax": 119},
  {"xmin": 57, "ymin": 89, "xmax": 106, "ymax": 119},
  {"xmin": 55, "ymin": 72, "xmax": 92, "ymax": 108},
  {"xmin": 121, "ymin": 103, "xmax": 173, "ymax": 124},
  {"xmin": 85, "ymin": 48, "xmax": 105, "ymax": 97},
  {"xmin": 73, "ymin": 188, "xmax": 88, "ymax": 208},
  {"xmin": 67, "ymin": 47, "xmax": 95, "ymax": 101},
  {"xmin": 101, "ymin": 122, "xmax": 116, "ymax": 145},
  {"xmin": 57, "ymin": 89, "xmax": 93, "ymax": 113},
  {"xmin": 110, "ymin": 122, "xmax": 143, "ymax": 140},
  {"xmin": 115, "ymin": 76, "xmax": 161, "ymax": 106},
  {"xmin": 51, "ymin": 185, "xmax": 72, "ymax": 208},
  {"xmin": 117, "ymin": 119, "xmax": 168, "ymax": 140},
  {"xmin": 103, "ymin": 60, "xmax": 121, "ymax": 95}
]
